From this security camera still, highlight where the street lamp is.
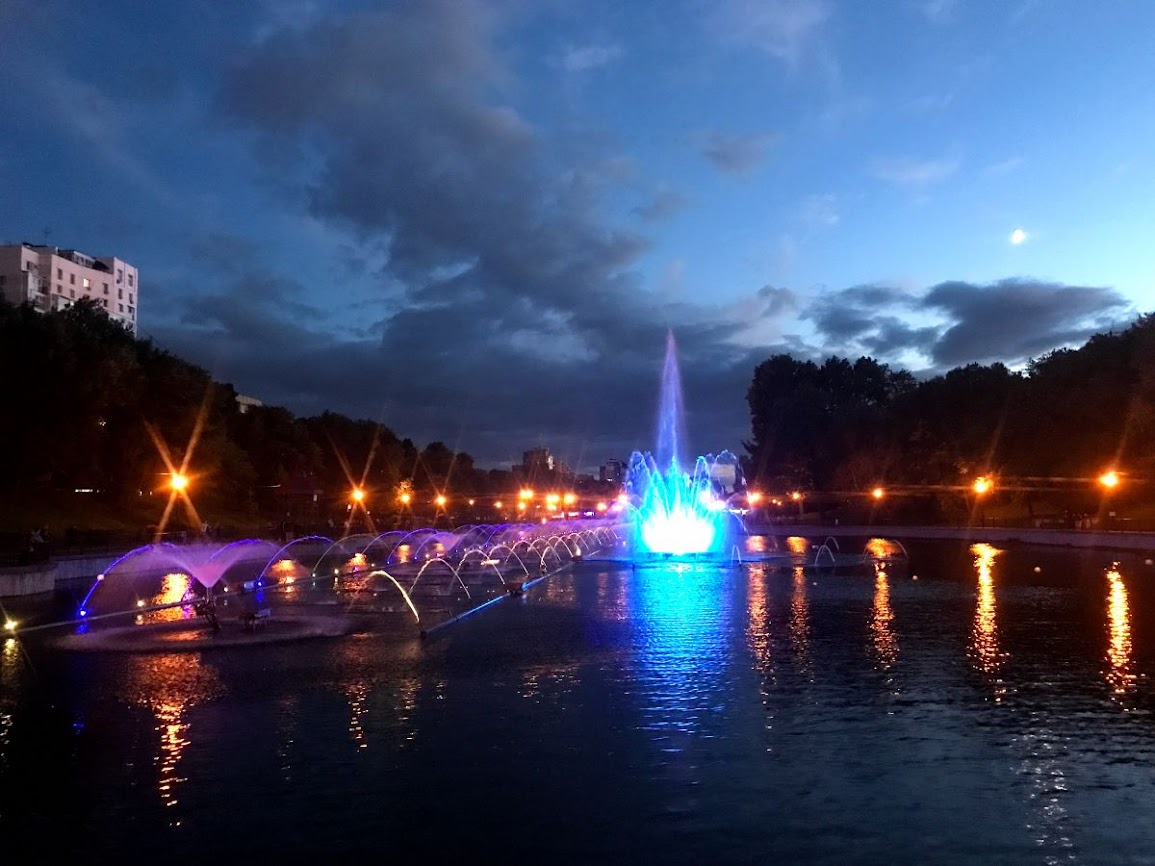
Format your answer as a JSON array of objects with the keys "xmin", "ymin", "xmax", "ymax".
[
  {"xmin": 872, "ymin": 487, "xmax": 885, "ymax": 500},
  {"xmin": 351, "ymin": 487, "xmax": 365, "ymax": 503},
  {"xmin": 399, "ymin": 492, "xmax": 411, "ymax": 506},
  {"xmin": 435, "ymin": 494, "xmax": 447, "ymax": 508},
  {"xmin": 171, "ymin": 472, "xmax": 189, "ymax": 492},
  {"xmin": 972, "ymin": 476, "xmax": 992, "ymax": 527},
  {"xmin": 1099, "ymin": 470, "xmax": 1120, "ymax": 490}
]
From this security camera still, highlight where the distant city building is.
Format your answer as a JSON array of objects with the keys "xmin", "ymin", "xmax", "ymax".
[
  {"xmin": 0, "ymin": 242, "xmax": 138, "ymax": 333},
  {"xmin": 236, "ymin": 394, "xmax": 263, "ymax": 414},
  {"xmin": 522, "ymin": 447, "xmax": 554, "ymax": 474},
  {"xmin": 599, "ymin": 458, "xmax": 625, "ymax": 485}
]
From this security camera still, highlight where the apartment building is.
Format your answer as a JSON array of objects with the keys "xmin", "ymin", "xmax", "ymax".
[{"xmin": 0, "ymin": 242, "xmax": 138, "ymax": 333}]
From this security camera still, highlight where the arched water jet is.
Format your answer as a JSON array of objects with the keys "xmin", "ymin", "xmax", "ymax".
[
  {"xmin": 409, "ymin": 559, "xmax": 471, "ymax": 598},
  {"xmin": 365, "ymin": 570, "xmax": 421, "ymax": 622}
]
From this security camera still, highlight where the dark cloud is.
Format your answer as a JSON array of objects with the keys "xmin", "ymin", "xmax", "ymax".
[
  {"xmin": 700, "ymin": 132, "xmax": 777, "ymax": 175},
  {"xmin": 925, "ymin": 279, "xmax": 1132, "ymax": 366},
  {"xmin": 805, "ymin": 279, "xmax": 1134, "ymax": 371},
  {"xmin": 142, "ymin": 4, "xmax": 1140, "ymax": 473},
  {"xmin": 194, "ymin": 2, "xmax": 791, "ymax": 468},
  {"xmin": 633, "ymin": 186, "xmax": 688, "ymax": 222}
]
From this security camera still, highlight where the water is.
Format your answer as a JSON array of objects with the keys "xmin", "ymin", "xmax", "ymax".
[
  {"xmin": 2, "ymin": 538, "xmax": 1155, "ymax": 863},
  {"xmin": 625, "ymin": 331, "xmax": 744, "ymax": 557}
]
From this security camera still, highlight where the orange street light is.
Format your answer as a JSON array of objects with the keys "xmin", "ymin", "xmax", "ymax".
[
  {"xmin": 468, "ymin": 498, "xmax": 475, "ymax": 506},
  {"xmin": 972, "ymin": 476, "xmax": 992, "ymax": 496},
  {"xmin": 748, "ymin": 491, "xmax": 762, "ymax": 505},
  {"xmin": 399, "ymin": 492, "xmax": 411, "ymax": 505},
  {"xmin": 790, "ymin": 491, "xmax": 801, "ymax": 501},
  {"xmin": 435, "ymin": 494, "xmax": 447, "ymax": 507},
  {"xmin": 494, "ymin": 500, "xmax": 503, "ymax": 509},
  {"xmin": 872, "ymin": 487, "xmax": 885, "ymax": 500},
  {"xmin": 171, "ymin": 472, "xmax": 189, "ymax": 492},
  {"xmin": 519, "ymin": 488, "xmax": 534, "ymax": 500},
  {"xmin": 1099, "ymin": 470, "xmax": 1120, "ymax": 489}
]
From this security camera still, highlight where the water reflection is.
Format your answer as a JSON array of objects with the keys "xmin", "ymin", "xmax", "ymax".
[
  {"xmin": 333, "ymin": 637, "xmax": 422, "ymax": 749},
  {"xmin": 745, "ymin": 566, "xmax": 773, "ymax": 677},
  {"xmin": 786, "ymin": 536, "xmax": 809, "ymax": 556},
  {"xmin": 969, "ymin": 542, "xmax": 1006, "ymax": 699},
  {"xmin": 745, "ymin": 535, "xmax": 768, "ymax": 555},
  {"xmin": 789, "ymin": 566, "xmax": 811, "ymax": 676},
  {"xmin": 1104, "ymin": 564, "xmax": 1135, "ymax": 700},
  {"xmin": 118, "ymin": 654, "xmax": 224, "ymax": 825},
  {"xmin": 0, "ymin": 637, "xmax": 22, "ymax": 771},
  {"xmin": 634, "ymin": 565, "xmax": 729, "ymax": 740},
  {"xmin": 140, "ymin": 573, "xmax": 196, "ymax": 624},
  {"xmin": 870, "ymin": 563, "xmax": 898, "ymax": 671}
]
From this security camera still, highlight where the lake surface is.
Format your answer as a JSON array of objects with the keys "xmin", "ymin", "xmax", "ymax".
[{"xmin": 2, "ymin": 538, "xmax": 1155, "ymax": 864}]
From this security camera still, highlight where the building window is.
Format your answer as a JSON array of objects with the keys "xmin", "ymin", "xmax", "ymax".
[
  {"xmin": 82, "ymin": 277, "xmax": 90, "ymax": 288},
  {"xmin": 129, "ymin": 292, "xmax": 134, "ymax": 303},
  {"xmin": 57, "ymin": 268, "xmax": 62, "ymax": 279},
  {"xmin": 101, "ymin": 299, "xmax": 107, "ymax": 308},
  {"xmin": 57, "ymin": 284, "xmax": 62, "ymax": 293},
  {"xmin": 70, "ymin": 289, "xmax": 75, "ymax": 299},
  {"xmin": 116, "ymin": 269, "xmax": 122, "ymax": 283},
  {"xmin": 128, "ymin": 274, "xmax": 134, "ymax": 287},
  {"xmin": 103, "ymin": 283, "xmax": 108, "ymax": 294},
  {"xmin": 69, "ymin": 273, "xmax": 75, "ymax": 284},
  {"xmin": 118, "ymin": 303, "xmax": 124, "ymax": 312},
  {"xmin": 127, "ymin": 305, "xmax": 135, "ymax": 315}
]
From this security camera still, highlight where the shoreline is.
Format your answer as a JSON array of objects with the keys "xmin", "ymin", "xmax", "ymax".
[{"xmin": 747, "ymin": 522, "xmax": 1155, "ymax": 553}]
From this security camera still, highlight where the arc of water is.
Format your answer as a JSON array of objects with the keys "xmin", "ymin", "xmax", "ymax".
[
  {"xmin": 487, "ymin": 544, "xmax": 530, "ymax": 578},
  {"xmin": 410, "ymin": 558, "xmax": 471, "ymax": 598},
  {"xmin": 257, "ymin": 535, "xmax": 333, "ymax": 583},
  {"xmin": 457, "ymin": 547, "xmax": 507, "ymax": 586},
  {"xmin": 313, "ymin": 534, "xmax": 376, "ymax": 576},
  {"xmin": 366, "ymin": 570, "xmax": 421, "ymax": 622},
  {"xmin": 813, "ymin": 544, "xmax": 836, "ymax": 566},
  {"xmin": 80, "ymin": 541, "xmax": 191, "ymax": 615},
  {"xmin": 386, "ymin": 528, "xmax": 439, "ymax": 565}
]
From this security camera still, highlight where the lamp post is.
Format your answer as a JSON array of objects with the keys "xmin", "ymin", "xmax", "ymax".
[
  {"xmin": 972, "ymin": 476, "xmax": 992, "ymax": 526},
  {"xmin": 1099, "ymin": 469, "xmax": 1120, "ymax": 529}
]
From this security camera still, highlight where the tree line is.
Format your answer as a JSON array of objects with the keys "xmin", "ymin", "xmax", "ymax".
[
  {"xmin": 743, "ymin": 313, "xmax": 1155, "ymax": 522},
  {"xmin": 4, "ymin": 297, "xmax": 1152, "ymax": 531},
  {"xmin": 0, "ymin": 299, "xmax": 502, "ymax": 530}
]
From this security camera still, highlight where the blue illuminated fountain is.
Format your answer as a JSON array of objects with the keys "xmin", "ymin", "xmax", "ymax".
[{"xmin": 623, "ymin": 332, "xmax": 744, "ymax": 559}]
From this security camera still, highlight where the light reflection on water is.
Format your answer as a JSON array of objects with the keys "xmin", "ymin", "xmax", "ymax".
[
  {"xmin": 1104, "ymin": 564, "xmax": 1135, "ymax": 701},
  {"xmin": 634, "ymin": 565, "xmax": 730, "ymax": 742},
  {"xmin": 118, "ymin": 653, "xmax": 223, "ymax": 825},
  {"xmin": 6, "ymin": 541, "xmax": 1155, "ymax": 862},
  {"xmin": 0, "ymin": 638, "xmax": 20, "ymax": 771},
  {"xmin": 969, "ymin": 542, "xmax": 1006, "ymax": 700},
  {"xmin": 788, "ymin": 566, "xmax": 811, "ymax": 676},
  {"xmin": 870, "ymin": 563, "xmax": 898, "ymax": 672}
]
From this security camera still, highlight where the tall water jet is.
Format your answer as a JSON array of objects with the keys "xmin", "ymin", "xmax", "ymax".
[
  {"xmin": 625, "ymin": 332, "xmax": 742, "ymax": 558},
  {"xmin": 655, "ymin": 330, "xmax": 686, "ymax": 472}
]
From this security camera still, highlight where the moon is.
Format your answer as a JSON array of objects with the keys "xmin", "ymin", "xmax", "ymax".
[{"xmin": 1010, "ymin": 228, "xmax": 1028, "ymax": 245}]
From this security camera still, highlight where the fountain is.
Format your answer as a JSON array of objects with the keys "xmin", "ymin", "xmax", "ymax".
[
  {"xmin": 622, "ymin": 332, "xmax": 744, "ymax": 559},
  {"xmin": 55, "ymin": 538, "xmax": 349, "ymax": 652}
]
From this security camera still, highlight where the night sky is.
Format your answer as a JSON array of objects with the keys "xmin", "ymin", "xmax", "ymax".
[{"xmin": 1, "ymin": 0, "xmax": 1152, "ymax": 472}]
